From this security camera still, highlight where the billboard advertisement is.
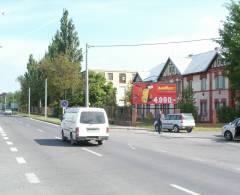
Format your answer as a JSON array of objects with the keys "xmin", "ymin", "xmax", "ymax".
[{"xmin": 131, "ymin": 83, "xmax": 177, "ymax": 104}]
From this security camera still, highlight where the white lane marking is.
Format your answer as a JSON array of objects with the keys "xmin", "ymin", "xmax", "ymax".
[
  {"xmin": 3, "ymin": 137, "xmax": 9, "ymax": 140},
  {"xmin": 1, "ymin": 133, "xmax": 7, "ymax": 137},
  {"xmin": 25, "ymin": 173, "xmax": 40, "ymax": 184},
  {"xmin": 6, "ymin": 141, "xmax": 13, "ymax": 145},
  {"xmin": 170, "ymin": 184, "xmax": 200, "ymax": 195},
  {"xmin": 10, "ymin": 147, "xmax": 18, "ymax": 152},
  {"xmin": 159, "ymin": 149, "xmax": 167, "ymax": 153},
  {"xmin": 192, "ymin": 158, "xmax": 206, "ymax": 162},
  {"xmin": 30, "ymin": 118, "xmax": 59, "ymax": 127},
  {"xmin": 55, "ymin": 136, "xmax": 61, "ymax": 139},
  {"xmin": 16, "ymin": 157, "xmax": 26, "ymax": 164},
  {"xmin": 82, "ymin": 148, "xmax": 102, "ymax": 157},
  {"xmin": 37, "ymin": 129, "xmax": 44, "ymax": 133},
  {"xmin": 128, "ymin": 144, "xmax": 136, "ymax": 150}
]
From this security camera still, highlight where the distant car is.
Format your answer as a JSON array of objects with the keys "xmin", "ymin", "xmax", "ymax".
[
  {"xmin": 222, "ymin": 118, "xmax": 240, "ymax": 141},
  {"xmin": 154, "ymin": 113, "xmax": 195, "ymax": 133},
  {"xmin": 4, "ymin": 109, "xmax": 12, "ymax": 115}
]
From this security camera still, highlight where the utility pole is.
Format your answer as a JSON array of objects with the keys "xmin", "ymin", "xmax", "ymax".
[
  {"xmin": 28, "ymin": 87, "xmax": 30, "ymax": 117},
  {"xmin": 85, "ymin": 43, "xmax": 89, "ymax": 107},
  {"xmin": 44, "ymin": 78, "xmax": 47, "ymax": 119},
  {"xmin": 4, "ymin": 95, "xmax": 6, "ymax": 110}
]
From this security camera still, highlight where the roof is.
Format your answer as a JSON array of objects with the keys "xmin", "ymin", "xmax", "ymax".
[
  {"xmin": 171, "ymin": 57, "xmax": 192, "ymax": 74},
  {"xmin": 183, "ymin": 50, "xmax": 217, "ymax": 75},
  {"xmin": 143, "ymin": 63, "xmax": 165, "ymax": 82},
  {"xmin": 133, "ymin": 71, "xmax": 150, "ymax": 82}
]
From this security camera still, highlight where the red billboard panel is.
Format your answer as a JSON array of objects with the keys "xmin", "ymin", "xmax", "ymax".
[{"xmin": 131, "ymin": 83, "xmax": 177, "ymax": 104}]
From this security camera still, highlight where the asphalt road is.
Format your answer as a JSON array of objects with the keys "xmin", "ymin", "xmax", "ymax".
[{"xmin": 1, "ymin": 115, "xmax": 240, "ymax": 195}]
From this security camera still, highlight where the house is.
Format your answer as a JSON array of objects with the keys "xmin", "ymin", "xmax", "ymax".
[
  {"xmin": 85, "ymin": 69, "xmax": 137, "ymax": 106},
  {"xmin": 133, "ymin": 49, "xmax": 232, "ymax": 123},
  {"xmin": 182, "ymin": 50, "xmax": 231, "ymax": 122}
]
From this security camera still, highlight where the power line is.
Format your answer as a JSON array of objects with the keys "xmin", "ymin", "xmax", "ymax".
[{"xmin": 89, "ymin": 37, "xmax": 220, "ymax": 48}]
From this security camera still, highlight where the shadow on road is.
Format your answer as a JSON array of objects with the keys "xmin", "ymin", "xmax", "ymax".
[{"xmin": 34, "ymin": 139, "xmax": 98, "ymax": 147}]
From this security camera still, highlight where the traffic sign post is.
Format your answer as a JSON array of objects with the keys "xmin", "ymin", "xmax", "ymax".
[{"xmin": 60, "ymin": 100, "xmax": 68, "ymax": 115}]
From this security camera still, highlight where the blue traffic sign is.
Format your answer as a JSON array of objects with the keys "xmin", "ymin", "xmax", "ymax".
[{"xmin": 60, "ymin": 100, "xmax": 68, "ymax": 108}]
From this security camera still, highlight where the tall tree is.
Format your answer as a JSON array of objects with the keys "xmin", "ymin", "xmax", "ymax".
[
  {"xmin": 18, "ymin": 55, "xmax": 45, "ymax": 108},
  {"xmin": 48, "ymin": 9, "xmax": 83, "ymax": 64},
  {"xmin": 218, "ymin": 1, "xmax": 240, "ymax": 101}
]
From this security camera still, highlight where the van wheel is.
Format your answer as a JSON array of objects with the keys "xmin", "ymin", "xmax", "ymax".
[
  {"xmin": 224, "ymin": 131, "xmax": 233, "ymax": 141},
  {"xmin": 70, "ymin": 133, "xmax": 75, "ymax": 145},
  {"xmin": 98, "ymin": 140, "xmax": 103, "ymax": 145},
  {"xmin": 173, "ymin": 125, "xmax": 179, "ymax": 133},
  {"xmin": 187, "ymin": 128, "xmax": 192, "ymax": 133},
  {"xmin": 61, "ymin": 130, "xmax": 67, "ymax": 141}
]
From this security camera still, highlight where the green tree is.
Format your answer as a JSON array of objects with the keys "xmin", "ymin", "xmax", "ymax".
[
  {"xmin": 177, "ymin": 86, "xmax": 198, "ymax": 120},
  {"xmin": 18, "ymin": 55, "xmax": 45, "ymax": 108},
  {"xmin": 47, "ymin": 9, "xmax": 83, "ymax": 64},
  {"xmin": 88, "ymin": 71, "xmax": 116, "ymax": 107},
  {"xmin": 218, "ymin": 1, "xmax": 240, "ymax": 101},
  {"xmin": 40, "ymin": 54, "xmax": 82, "ymax": 106}
]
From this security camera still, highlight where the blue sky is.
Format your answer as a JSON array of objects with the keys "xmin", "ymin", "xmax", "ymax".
[{"xmin": 0, "ymin": 0, "xmax": 228, "ymax": 92}]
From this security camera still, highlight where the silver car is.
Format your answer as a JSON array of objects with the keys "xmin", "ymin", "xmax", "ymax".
[
  {"xmin": 222, "ymin": 118, "xmax": 240, "ymax": 141},
  {"xmin": 154, "ymin": 113, "xmax": 195, "ymax": 133}
]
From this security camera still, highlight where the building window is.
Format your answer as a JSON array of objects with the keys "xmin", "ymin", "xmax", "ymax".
[
  {"xmin": 187, "ymin": 80, "xmax": 192, "ymax": 90},
  {"xmin": 132, "ymin": 73, "xmax": 136, "ymax": 79},
  {"xmin": 215, "ymin": 100, "xmax": 220, "ymax": 110},
  {"xmin": 176, "ymin": 81, "xmax": 181, "ymax": 94},
  {"xmin": 108, "ymin": 73, "xmax": 113, "ymax": 80},
  {"xmin": 200, "ymin": 101, "xmax": 207, "ymax": 116},
  {"xmin": 119, "ymin": 73, "xmax": 126, "ymax": 83},
  {"xmin": 169, "ymin": 64, "xmax": 175, "ymax": 75},
  {"xmin": 215, "ymin": 75, "xmax": 225, "ymax": 89},
  {"xmin": 221, "ymin": 99, "xmax": 226, "ymax": 107},
  {"xmin": 201, "ymin": 78, "xmax": 207, "ymax": 90}
]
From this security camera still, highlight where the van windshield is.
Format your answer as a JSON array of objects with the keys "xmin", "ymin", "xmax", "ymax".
[{"xmin": 80, "ymin": 111, "xmax": 106, "ymax": 124}]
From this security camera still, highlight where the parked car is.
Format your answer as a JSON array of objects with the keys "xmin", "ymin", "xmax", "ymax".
[
  {"xmin": 222, "ymin": 118, "xmax": 240, "ymax": 141},
  {"xmin": 61, "ymin": 107, "xmax": 109, "ymax": 145},
  {"xmin": 154, "ymin": 113, "xmax": 195, "ymax": 133},
  {"xmin": 4, "ymin": 109, "xmax": 12, "ymax": 115}
]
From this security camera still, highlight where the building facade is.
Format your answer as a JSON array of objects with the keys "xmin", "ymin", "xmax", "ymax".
[{"xmin": 91, "ymin": 69, "xmax": 137, "ymax": 106}]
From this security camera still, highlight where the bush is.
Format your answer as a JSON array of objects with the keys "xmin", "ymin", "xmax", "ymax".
[
  {"xmin": 177, "ymin": 102, "xmax": 198, "ymax": 120},
  {"xmin": 217, "ymin": 106, "xmax": 239, "ymax": 123}
]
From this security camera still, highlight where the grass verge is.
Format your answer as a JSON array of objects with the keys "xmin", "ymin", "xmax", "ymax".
[
  {"xmin": 17, "ymin": 113, "xmax": 61, "ymax": 125},
  {"xmin": 136, "ymin": 122, "xmax": 222, "ymax": 132}
]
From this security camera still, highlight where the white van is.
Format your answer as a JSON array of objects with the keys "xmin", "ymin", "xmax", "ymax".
[{"xmin": 61, "ymin": 107, "xmax": 109, "ymax": 145}]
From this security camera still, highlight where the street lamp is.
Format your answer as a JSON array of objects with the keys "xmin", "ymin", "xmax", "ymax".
[{"xmin": 85, "ymin": 43, "xmax": 89, "ymax": 107}]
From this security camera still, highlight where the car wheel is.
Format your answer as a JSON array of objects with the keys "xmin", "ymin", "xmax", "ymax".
[
  {"xmin": 224, "ymin": 131, "xmax": 233, "ymax": 141},
  {"xmin": 173, "ymin": 125, "xmax": 179, "ymax": 133},
  {"xmin": 187, "ymin": 128, "xmax": 192, "ymax": 133},
  {"xmin": 61, "ymin": 130, "xmax": 67, "ymax": 141},
  {"xmin": 70, "ymin": 133, "xmax": 75, "ymax": 145},
  {"xmin": 98, "ymin": 140, "xmax": 103, "ymax": 145}
]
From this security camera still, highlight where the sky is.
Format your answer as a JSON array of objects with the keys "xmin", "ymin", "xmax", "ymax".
[{"xmin": 0, "ymin": 0, "xmax": 229, "ymax": 92}]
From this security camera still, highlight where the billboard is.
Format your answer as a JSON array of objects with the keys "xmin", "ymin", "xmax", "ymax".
[{"xmin": 131, "ymin": 83, "xmax": 177, "ymax": 104}]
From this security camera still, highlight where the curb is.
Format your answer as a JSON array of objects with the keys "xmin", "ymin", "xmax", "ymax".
[{"xmin": 110, "ymin": 125, "xmax": 152, "ymax": 131}]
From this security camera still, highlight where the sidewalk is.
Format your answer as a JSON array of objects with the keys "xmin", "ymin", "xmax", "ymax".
[{"xmin": 110, "ymin": 125, "xmax": 152, "ymax": 131}]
